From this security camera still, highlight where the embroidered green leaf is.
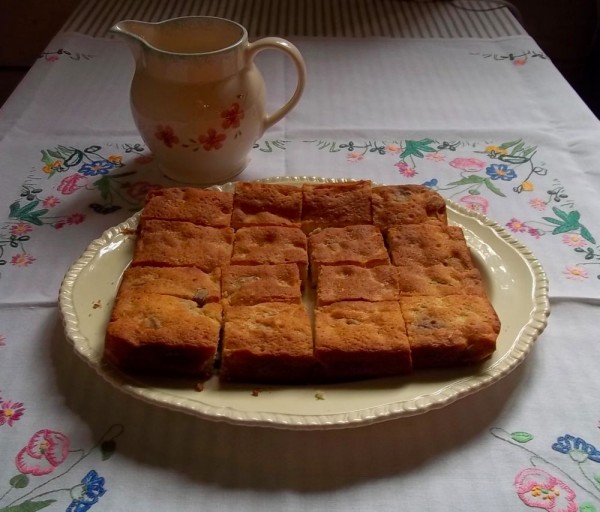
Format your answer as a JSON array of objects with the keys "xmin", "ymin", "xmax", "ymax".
[
  {"xmin": 47, "ymin": 149, "xmax": 63, "ymax": 160},
  {"xmin": 593, "ymin": 473, "xmax": 600, "ymax": 485},
  {"xmin": 483, "ymin": 178, "xmax": 506, "ymax": 197},
  {"xmin": 400, "ymin": 139, "xmax": 436, "ymax": 159},
  {"xmin": 101, "ymin": 439, "xmax": 117, "ymax": 460},
  {"xmin": 499, "ymin": 139, "xmax": 521, "ymax": 150},
  {"xmin": 542, "ymin": 216, "xmax": 563, "ymax": 226},
  {"xmin": 580, "ymin": 503, "xmax": 597, "ymax": 512},
  {"xmin": 94, "ymin": 176, "xmax": 112, "ymax": 200},
  {"xmin": 40, "ymin": 150, "xmax": 54, "ymax": 166},
  {"xmin": 9, "ymin": 200, "xmax": 20, "ymax": 217},
  {"xmin": 510, "ymin": 431, "xmax": 534, "ymax": 443},
  {"xmin": 510, "ymin": 141, "xmax": 525, "ymax": 155},
  {"xmin": 447, "ymin": 175, "xmax": 487, "ymax": 186},
  {"xmin": 9, "ymin": 474, "xmax": 29, "ymax": 489},
  {"xmin": 0, "ymin": 499, "xmax": 56, "ymax": 512},
  {"xmin": 579, "ymin": 225, "xmax": 596, "ymax": 244},
  {"xmin": 498, "ymin": 154, "xmax": 529, "ymax": 165},
  {"xmin": 63, "ymin": 149, "xmax": 84, "ymax": 168}
]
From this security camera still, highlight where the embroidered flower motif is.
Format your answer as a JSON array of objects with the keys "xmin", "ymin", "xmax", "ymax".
[
  {"xmin": 42, "ymin": 196, "xmax": 60, "ymax": 208},
  {"xmin": 458, "ymin": 195, "xmax": 489, "ymax": 214},
  {"xmin": 16, "ymin": 429, "xmax": 70, "ymax": 476},
  {"xmin": 552, "ymin": 435, "xmax": 600, "ymax": 462},
  {"xmin": 486, "ymin": 163, "xmax": 517, "ymax": 181},
  {"xmin": 58, "ymin": 173, "xmax": 90, "ymax": 195},
  {"xmin": 155, "ymin": 125, "xmax": 180, "ymax": 148},
  {"xmin": 562, "ymin": 233, "xmax": 587, "ymax": 248},
  {"xmin": 45, "ymin": 54, "xmax": 60, "ymax": 63},
  {"xmin": 42, "ymin": 159, "xmax": 64, "ymax": 174},
  {"xmin": 395, "ymin": 161, "xmax": 417, "ymax": 177},
  {"xmin": 449, "ymin": 157, "xmax": 486, "ymax": 172},
  {"xmin": 506, "ymin": 218, "xmax": 527, "ymax": 233},
  {"xmin": 66, "ymin": 213, "xmax": 85, "ymax": 225},
  {"xmin": 528, "ymin": 227, "xmax": 542, "ymax": 239},
  {"xmin": 221, "ymin": 102, "xmax": 245, "ymax": 129},
  {"xmin": 107, "ymin": 155, "xmax": 123, "ymax": 165},
  {"xmin": 67, "ymin": 470, "xmax": 106, "ymax": 512},
  {"xmin": 423, "ymin": 178, "xmax": 438, "ymax": 188},
  {"xmin": 10, "ymin": 253, "xmax": 36, "ymax": 267},
  {"xmin": 484, "ymin": 145, "xmax": 508, "ymax": 156},
  {"xmin": 529, "ymin": 198, "xmax": 547, "ymax": 211},
  {"xmin": 385, "ymin": 144, "xmax": 401, "ymax": 155},
  {"xmin": 347, "ymin": 151, "xmax": 364, "ymax": 162},
  {"xmin": 521, "ymin": 180, "xmax": 535, "ymax": 191},
  {"xmin": 198, "ymin": 129, "xmax": 227, "ymax": 151},
  {"xmin": 513, "ymin": 57, "xmax": 527, "ymax": 66},
  {"xmin": 425, "ymin": 152, "xmax": 445, "ymax": 162},
  {"xmin": 9, "ymin": 223, "xmax": 33, "ymax": 236},
  {"xmin": 563, "ymin": 265, "xmax": 589, "ymax": 281},
  {"xmin": 514, "ymin": 468, "xmax": 577, "ymax": 512},
  {"xmin": 78, "ymin": 160, "xmax": 114, "ymax": 177},
  {"xmin": 0, "ymin": 400, "xmax": 25, "ymax": 426},
  {"xmin": 0, "ymin": 334, "xmax": 6, "ymax": 346}
]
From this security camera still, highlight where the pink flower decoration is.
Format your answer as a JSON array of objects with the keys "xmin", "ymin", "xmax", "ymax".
[
  {"xmin": 347, "ymin": 151, "xmax": 364, "ymax": 162},
  {"xmin": 42, "ymin": 196, "xmax": 60, "ymax": 208},
  {"xmin": 45, "ymin": 55, "xmax": 59, "ymax": 62},
  {"xmin": 10, "ymin": 254, "xmax": 36, "ymax": 267},
  {"xmin": 528, "ymin": 227, "xmax": 542, "ymax": 239},
  {"xmin": 449, "ymin": 157, "xmax": 486, "ymax": 172},
  {"xmin": 395, "ymin": 161, "xmax": 417, "ymax": 177},
  {"xmin": 513, "ymin": 57, "xmax": 527, "ymax": 66},
  {"xmin": 562, "ymin": 233, "xmax": 587, "ymax": 248},
  {"xmin": 563, "ymin": 265, "xmax": 589, "ymax": 281},
  {"xmin": 15, "ymin": 429, "xmax": 70, "ymax": 476},
  {"xmin": 57, "ymin": 173, "xmax": 89, "ymax": 195},
  {"xmin": 385, "ymin": 144, "xmax": 401, "ymax": 155},
  {"xmin": 514, "ymin": 468, "xmax": 577, "ymax": 511},
  {"xmin": 458, "ymin": 195, "xmax": 489, "ymax": 214},
  {"xmin": 9, "ymin": 223, "xmax": 33, "ymax": 237},
  {"xmin": 66, "ymin": 213, "xmax": 85, "ymax": 225},
  {"xmin": 529, "ymin": 198, "xmax": 547, "ymax": 211},
  {"xmin": 506, "ymin": 218, "xmax": 527, "ymax": 233},
  {"xmin": 425, "ymin": 152, "xmax": 445, "ymax": 162},
  {"xmin": 0, "ymin": 400, "xmax": 25, "ymax": 426}
]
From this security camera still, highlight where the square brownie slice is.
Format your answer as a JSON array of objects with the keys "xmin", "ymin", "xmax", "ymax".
[
  {"xmin": 132, "ymin": 220, "xmax": 234, "ymax": 272},
  {"xmin": 399, "ymin": 295, "xmax": 500, "ymax": 368},
  {"xmin": 141, "ymin": 187, "xmax": 233, "ymax": 227},
  {"xmin": 386, "ymin": 224, "xmax": 476, "ymax": 271},
  {"xmin": 105, "ymin": 293, "xmax": 222, "ymax": 378},
  {"xmin": 314, "ymin": 301, "xmax": 412, "ymax": 380},
  {"xmin": 316, "ymin": 265, "xmax": 400, "ymax": 306},
  {"xmin": 372, "ymin": 184, "xmax": 447, "ymax": 231},
  {"xmin": 118, "ymin": 266, "xmax": 221, "ymax": 305},
  {"xmin": 301, "ymin": 180, "xmax": 372, "ymax": 234},
  {"xmin": 222, "ymin": 264, "xmax": 302, "ymax": 306},
  {"xmin": 308, "ymin": 225, "xmax": 389, "ymax": 286},
  {"xmin": 220, "ymin": 302, "xmax": 316, "ymax": 383},
  {"xmin": 231, "ymin": 182, "xmax": 302, "ymax": 228},
  {"xmin": 230, "ymin": 226, "xmax": 308, "ymax": 281}
]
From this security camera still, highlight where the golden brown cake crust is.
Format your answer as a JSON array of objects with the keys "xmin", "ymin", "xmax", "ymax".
[
  {"xmin": 387, "ymin": 224, "xmax": 476, "ymax": 270},
  {"xmin": 399, "ymin": 295, "xmax": 500, "ymax": 368},
  {"xmin": 220, "ymin": 302, "xmax": 316, "ymax": 383},
  {"xmin": 222, "ymin": 264, "xmax": 302, "ymax": 306},
  {"xmin": 316, "ymin": 265, "xmax": 400, "ymax": 305},
  {"xmin": 118, "ymin": 266, "xmax": 221, "ymax": 304},
  {"xmin": 314, "ymin": 301, "xmax": 412, "ymax": 379},
  {"xmin": 301, "ymin": 180, "xmax": 372, "ymax": 234},
  {"xmin": 106, "ymin": 294, "xmax": 222, "ymax": 377},
  {"xmin": 231, "ymin": 182, "xmax": 302, "ymax": 228},
  {"xmin": 132, "ymin": 220, "xmax": 234, "ymax": 272},
  {"xmin": 141, "ymin": 187, "xmax": 233, "ymax": 227},
  {"xmin": 396, "ymin": 264, "xmax": 486, "ymax": 297},
  {"xmin": 372, "ymin": 184, "xmax": 447, "ymax": 230}
]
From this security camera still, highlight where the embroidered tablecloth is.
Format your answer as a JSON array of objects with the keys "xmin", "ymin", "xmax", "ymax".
[{"xmin": 2, "ymin": 6, "xmax": 600, "ymax": 512}]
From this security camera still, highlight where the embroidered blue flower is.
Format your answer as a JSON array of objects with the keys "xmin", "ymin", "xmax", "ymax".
[
  {"xmin": 485, "ymin": 163, "xmax": 517, "ymax": 181},
  {"xmin": 552, "ymin": 434, "xmax": 600, "ymax": 463},
  {"xmin": 78, "ymin": 160, "xmax": 114, "ymax": 177},
  {"xmin": 422, "ymin": 178, "xmax": 438, "ymax": 188},
  {"xmin": 67, "ymin": 470, "xmax": 106, "ymax": 512}
]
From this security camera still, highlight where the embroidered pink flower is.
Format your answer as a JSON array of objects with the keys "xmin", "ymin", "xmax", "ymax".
[
  {"xmin": 198, "ymin": 129, "xmax": 226, "ymax": 151},
  {"xmin": 458, "ymin": 195, "xmax": 489, "ymax": 214},
  {"xmin": 9, "ymin": 223, "xmax": 33, "ymax": 236},
  {"xmin": 514, "ymin": 468, "xmax": 577, "ymax": 511},
  {"xmin": 562, "ymin": 233, "xmax": 587, "ymax": 248},
  {"xmin": 425, "ymin": 152, "xmax": 445, "ymax": 162},
  {"xmin": 0, "ymin": 400, "xmax": 25, "ymax": 426},
  {"xmin": 155, "ymin": 125, "xmax": 180, "ymax": 148},
  {"xmin": 45, "ymin": 54, "xmax": 59, "ymax": 62},
  {"xmin": 395, "ymin": 161, "xmax": 417, "ymax": 177},
  {"xmin": 57, "ymin": 173, "xmax": 89, "ymax": 195},
  {"xmin": 563, "ymin": 265, "xmax": 588, "ymax": 281},
  {"xmin": 529, "ymin": 198, "xmax": 547, "ymax": 211},
  {"xmin": 506, "ymin": 218, "xmax": 527, "ymax": 233},
  {"xmin": 347, "ymin": 151, "xmax": 364, "ymax": 162},
  {"xmin": 16, "ymin": 429, "xmax": 70, "ymax": 476},
  {"xmin": 10, "ymin": 253, "xmax": 36, "ymax": 267},
  {"xmin": 449, "ymin": 157, "xmax": 486, "ymax": 172},
  {"xmin": 221, "ymin": 102, "xmax": 245, "ymax": 129},
  {"xmin": 385, "ymin": 144, "xmax": 401, "ymax": 155},
  {"xmin": 513, "ymin": 57, "xmax": 527, "ymax": 66},
  {"xmin": 528, "ymin": 227, "xmax": 542, "ymax": 239},
  {"xmin": 66, "ymin": 213, "xmax": 85, "ymax": 225},
  {"xmin": 42, "ymin": 196, "xmax": 60, "ymax": 208},
  {"xmin": 0, "ymin": 334, "xmax": 6, "ymax": 346}
]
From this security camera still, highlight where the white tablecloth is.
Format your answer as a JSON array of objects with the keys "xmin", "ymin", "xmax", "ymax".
[{"xmin": 2, "ymin": 12, "xmax": 600, "ymax": 512}]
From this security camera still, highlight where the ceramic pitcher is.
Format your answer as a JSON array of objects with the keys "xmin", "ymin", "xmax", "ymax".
[{"xmin": 111, "ymin": 16, "xmax": 306, "ymax": 185}]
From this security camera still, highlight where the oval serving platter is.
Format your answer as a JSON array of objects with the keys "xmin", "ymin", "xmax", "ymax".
[{"xmin": 59, "ymin": 176, "xmax": 550, "ymax": 430}]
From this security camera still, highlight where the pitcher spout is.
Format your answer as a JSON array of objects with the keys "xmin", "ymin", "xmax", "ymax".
[{"xmin": 110, "ymin": 20, "xmax": 155, "ymax": 51}]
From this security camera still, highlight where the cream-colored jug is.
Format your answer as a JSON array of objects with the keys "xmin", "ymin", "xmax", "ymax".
[{"xmin": 111, "ymin": 16, "xmax": 306, "ymax": 185}]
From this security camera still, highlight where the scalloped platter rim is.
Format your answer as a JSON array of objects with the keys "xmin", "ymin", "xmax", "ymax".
[{"xmin": 58, "ymin": 176, "xmax": 550, "ymax": 430}]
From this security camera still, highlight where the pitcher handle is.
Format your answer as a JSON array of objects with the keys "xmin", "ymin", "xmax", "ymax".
[{"xmin": 246, "ymin": 37, "xmax": 306, "ymax": 131}]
